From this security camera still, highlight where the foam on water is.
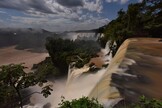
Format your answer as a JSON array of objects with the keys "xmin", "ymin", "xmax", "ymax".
[
  {"xmin": 65, "ymin": 41, "xmax": 122, "ymax": 107},
  {"xmin": 24, "ymin": 41, "xmax": 121, "ymax": 108}
]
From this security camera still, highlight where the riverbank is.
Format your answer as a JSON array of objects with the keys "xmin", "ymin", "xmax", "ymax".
[{"xmin": 0, "ymin": 46, "xmax": 48, "ymax": 72}]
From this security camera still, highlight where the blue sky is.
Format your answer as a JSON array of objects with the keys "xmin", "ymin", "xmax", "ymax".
[{"xmin": 0, "ymin": 0, "xmax": 142, "ymax": 31}]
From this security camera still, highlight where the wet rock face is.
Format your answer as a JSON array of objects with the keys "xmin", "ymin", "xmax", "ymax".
[
  {"xmin": 88, "ymin": 65, "xmax": 100, "ymax": 73},
  {"xmin": 111, "ymin": 38, "xmax": 162, "ymax": 102},
  {"xmin": 43, "ymin": 103, "xmax": 51, "ymax": 108},
  {"xmin": 111, "ymin": 72, "xmax": 151, "ymax": 102}
]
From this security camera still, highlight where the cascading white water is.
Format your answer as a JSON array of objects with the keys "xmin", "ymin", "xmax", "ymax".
[
  {"xmin": 64, "ymin": 41, "xmax": 121, "ymax": 107},
  {"xmin": 24, "ymin": 39, "xmax": 120, "ymax": 108},
  {"xmin": 23, "ymin": 78, "xmax": 67, "ymax": 108},
  {"xmin": 101, "ymin": 40, "xmax": 112, "ymax": 64},
  {"xmin": 61, "ymin": 32, "xmax": 101, "ymax": 41},
  {"xmin": 65, "ymin": 67, "xmax": 108, "ymax": 100}
]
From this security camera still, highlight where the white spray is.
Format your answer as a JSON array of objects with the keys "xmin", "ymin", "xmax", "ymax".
[{"xmin": 24, "ymin": 40, "xmax": 120, "ymax": 108}]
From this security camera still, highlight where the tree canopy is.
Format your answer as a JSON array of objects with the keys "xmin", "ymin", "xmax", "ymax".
[
  {"xmin": 0, "ymin": 64, "xmax": 52, "ymax": 108},
  {"xmin": 45, "ymin": 38, "xmax": 100, "ymax": 74},
  {"xmin": 99, "ymin": 0, "xmax": 162, "ymax": 54}
]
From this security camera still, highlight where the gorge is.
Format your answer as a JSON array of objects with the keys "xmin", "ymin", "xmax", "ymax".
[
  {"xmin": 0, "ymin": 0, "xmax": 162, "ymax": 108},
  {"xmin": 0, "ymin": 28, "xmax": 162, "ymax": 108},
  {"xmin": 0, "ymin": 26, "xmax": 162, "ymax": 108}
]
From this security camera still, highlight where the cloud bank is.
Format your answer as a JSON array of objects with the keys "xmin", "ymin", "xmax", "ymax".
[{"xmin": 0, "ymin": 0, "xmax": 132, "ymax": 31}]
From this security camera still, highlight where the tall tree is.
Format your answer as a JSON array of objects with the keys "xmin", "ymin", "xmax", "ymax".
[{"xmin": 0, "ymin": 64, "xmax": 53, "ymax": 108}]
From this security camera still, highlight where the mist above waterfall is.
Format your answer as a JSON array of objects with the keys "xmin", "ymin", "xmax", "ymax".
[
  {"xmin": 23, "ymin": 40, "xmax": 120, "ymax": 108},
  {"xmin": 65, "ymin": 41, "xmax": 121, "ymax": 107},
  {"xmin": 0, "ymin": 27, "xmax": 121, "ymax": 108},
  {"xmin": 23, "ymin": 77, "xmax": 67, "ymax": 108},
  {"xmin": 0, "ymin": 28, "xmax": 102, "ymax": 53},
  {"xmin": 59, "ymin": 31, "xmax": 101, "ymax": 41}
]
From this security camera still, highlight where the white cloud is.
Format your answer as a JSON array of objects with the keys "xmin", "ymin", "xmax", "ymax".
[
  {"xmin": 0, "ymin": 11, "xmax": 7, "ymax": 14},
  {"xmin": 0, "ymin": 0, "xmax": 55, "ymax": 14},
  {"xmin": 8, "ymin": 13, "xmax": 109, "ymax": 31},
  {"xmin": 121, "ymin": 0, "xmax": 129, "ymax": 4},
  {"xmin": 106, "ymin": 0, "xmax": 118, "ymax": 3},
  {"xmin": 55, "ymin": 0, "xmax": 84, "ymax": 7},
  {"xmin": 138, "ymin": 0, "xmax": 143, "ymax": 3},
  {"xmin": 105, "ymin": 0, "xmax": 129, "ymax": 4},
  {"xmin": 0, "ymin": 0, "xmax": 104, "ymax": 15},
  {"xmin": 0, "ymin": 0, "xmax": 110, "ymax": 31},
  {"xmin": 83, "ymin": 0, "xmax": 103, "ymax": 13}
]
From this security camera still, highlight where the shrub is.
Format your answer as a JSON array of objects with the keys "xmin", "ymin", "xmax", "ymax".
[
  {"xmin": 132, "ymin": 96, "xmax": 162, "ymax": 108},
  {"xmin": 58, "ymin": 96, "xmax": 103, "ymax": 108}
]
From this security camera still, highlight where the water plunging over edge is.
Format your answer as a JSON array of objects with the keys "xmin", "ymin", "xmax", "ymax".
[{"xmin": 24, "ymin": 40, "xmax": 122, "ymax": 108}]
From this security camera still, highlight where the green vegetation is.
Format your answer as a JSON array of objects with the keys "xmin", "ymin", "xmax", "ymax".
[
  {"xmin": 0, "ymin": 64, "xmax": 53, "ymax": 108},
  {"xmin": 117, "ymin": 96, "xmax": 162, "ymax": 108},
  {"xmin": 45, "ymin": 37, "xmax": 100, "ymax": 75},
  {"xmin": 32, "ymin": 38, "xmax": 99, "ymax": 79},
  {"xmin": 1, "ymin": 1, "xmax": 162, "ymax": 108},
  {"xmin": 0, "ymin": 58, "xmax": 159, "ymax": 108},
  {"xmin": 32, "ymin": 57, "xmax": 60, "ymax": 79},
  {"xmin": 58, "ymin": 96, "xmax": 103, "ymax": 108},
  {"xmin": 58, "ymin": 96, "xmax": 162, "ymax": 108},
  {"xmin": 132, "ymin": 96, "xmax": 162, "ymax": 108},
  {"xmin": 99, "ymin": 0, "xmax": 162, "ymax": 55}
]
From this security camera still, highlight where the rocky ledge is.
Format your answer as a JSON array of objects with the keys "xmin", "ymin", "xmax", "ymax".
[{"xmin": 111, "ymin": 38, "xmax": 162, "ymax": 103}]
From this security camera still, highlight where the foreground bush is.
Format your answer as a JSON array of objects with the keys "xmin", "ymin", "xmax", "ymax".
[
  {"xmin": 58, "ymin": 96, "xmax": 103, "ymax": 108},
  {"xmin": 0, "ymin": 64, "xmax": 52, "ymax": 108},
  {"xmin": 58, "ymin": 96, "xmax": 162, "ymax": 108},
  {"xmin": 115, "ymin": 96, "xmax": 162, "ymax": 108},
  {"xmin": 132, "ymin": 96, "xmax": 162, "ymax": 108}
]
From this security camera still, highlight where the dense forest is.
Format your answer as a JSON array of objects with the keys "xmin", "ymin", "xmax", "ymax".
[
  {"xmin": 45, "ymin": 37, "xmax": 100, "ymax": 75},
  {"xmin": 99, "ymin": 0, "xmax": 162, "ymax": 53}
]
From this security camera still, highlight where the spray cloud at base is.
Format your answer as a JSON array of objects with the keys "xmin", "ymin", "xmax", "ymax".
[{"xmin": 24, "ymin": 35, "xmax": 121, "ymax": 108}]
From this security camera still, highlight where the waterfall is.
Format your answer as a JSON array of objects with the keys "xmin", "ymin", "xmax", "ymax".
[
  {"xmin": 60, "ymin": 32, "xmax": 101, "ymax": 41},
  {"xmin": 101, "ymin": 40, "xmax": 112, "ymax": 64},
  {"xmin": 23, "ymin": 78, "xmax": 67, "ymax": 108},
  {"xmin": 65, "ymin": 65, "xmax": 105, "ymax": 99},
  {"xmin": 65, "ymin": 41, "xmax": 121, "ymax": 107},
  {"xmin": 88, "ymin": 40, "xmax": 132, "ymax": 107},
  {"xmin": 24, "ymin": 40, "xmax": 121, "ymax": 108}
]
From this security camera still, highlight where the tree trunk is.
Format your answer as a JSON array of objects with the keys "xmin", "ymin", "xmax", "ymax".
[
  {"xmin": 10, "ymin": 78, "xmax": 23, "ymax": 108},
  {"xmin": 14, "ymin": 87, "xmax": 23, "ymax": 108},
  {"xmin": 13, "ymin": 85, "xmax": 23, "ymax": 108},
  {"xmin": 15, "ymin": 88, "xmax": 23, "ymax": 108}
]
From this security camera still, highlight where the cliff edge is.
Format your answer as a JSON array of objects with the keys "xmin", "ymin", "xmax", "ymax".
[{"xmin": 111, "ymin": 38, "xmax": 162, "ymax": 102}]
